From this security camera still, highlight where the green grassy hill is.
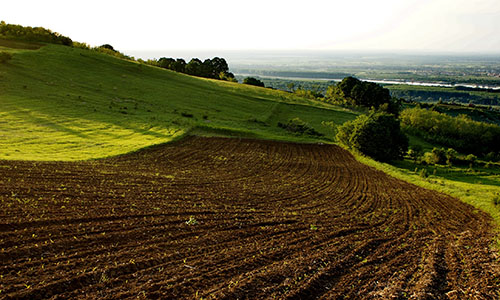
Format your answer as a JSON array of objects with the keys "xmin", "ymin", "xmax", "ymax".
[{"xmin": 0, "ymin": 41, "xmax": 356, "ymax": 160}]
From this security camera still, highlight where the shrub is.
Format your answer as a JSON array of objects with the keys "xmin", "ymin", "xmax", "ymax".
[
  {"xmin": 445, "ymin": 148, "xmax": 458, "ymax": 165},
  {"xmin": 243, "ymin": 77, "xmax": 265, "ymax": 87},
  {"xmin": 336, "ymin": 112, "xmax": 408, "ymax": 162},
  {"xmin": 421, "ymin": 152, "xmax": 438, "ymax": 165},
  {"xmin": 0, "ymin": 21, "xmax": 72, "ymax": 45},
  {"xmin": 465, "ymin": 154, "xmax": 477, "ymax": 166},
  {"xmin": 407, "ymin": 145, "xmax": 423, "ymax": 162},
  {"xmin": 485, "ymin": 152, "xmax": 499, "ymax": 162},
  {"xmin": 493, "ymin": 195, "xmax": 500, "ymax": 206},
  {"xmin": 0, "ymin": 51, "xmax": 12, "ymax": 63},
  {"xmin": 278, "ymin": 118, "xmax": 323, "ymax": 136}
]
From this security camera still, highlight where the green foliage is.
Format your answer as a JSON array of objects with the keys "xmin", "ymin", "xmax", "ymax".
[
  {"xmin": 0, "ymin": 21, "xmax": 72, "ymax": 45},
  {"xmin": 494, "ymin": 195, "xmax": 500, "ymax": 206},
  {"xmin": 407, "ymin": 144, "xmax": 424, "ymax": 162},
  {"xmin": 293, "ymin": 87, "xmax": 323, "ymax": 99},
  {"xmin": 400, "ymin": 107, "xmax": 500, "ymax": 156},
  {"xmin": 465, "ymin": 154, "xmax": 477, "ymax": 165},
  {"xmin": 326, "ymin": 77, "xmax": 395, "ymax": 109},
  {"xmin": 72, "ymin": 41, "xmax": 91, "ymax": 50},
  {"xmin": 219, "ymin": 71, "xmax": 237, "ymax": 82},
  {"xmin": 185, "ymin": 216, "xmax": 198, "ymax": 225},
  {"xmin": 337, "ymin": 112, "xmax": 408, "ymax": 162},
  {"xmin": 0, "ymin": 51, "xmax": 12, "ymax": 63},
  {"xmin": 92, "ymin": 46, "xmax": 133, "ymax": 60},
  {"xmin": 485, "ymin": 152, "xmax": 500, "ymax": 162},
  {"xmin": 243, "ymin": 77, "xmax": 265, "ymax": 87},
  {"xmin": 99, "ymin": 44, "xmax": 116, "ymax": 51},
  {"xmin": 278, "ymin": 118, "xmax": 323, "ymax": 136},
  {"xmin": 150, "ymin": 56, "xmax": 234, "ymax": 81},
  {"xmin": 389, "ymin": 84, "xmax": 500, "ymax": 106},
  {"xmin": 421, "ymin": 148, "xmax": 460, "ymax": 165}
]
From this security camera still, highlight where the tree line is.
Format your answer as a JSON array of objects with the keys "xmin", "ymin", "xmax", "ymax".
[
  {"xmin": 400, "ymin": 107, "xmax": 500, "ymax": 156},
  {"xmin": 0, "ymin": 21, "xmax": 72, "ymax": 46},
  {"xmin": 147, "ymin": 57, "xmax": 237, "ymax": 82}
]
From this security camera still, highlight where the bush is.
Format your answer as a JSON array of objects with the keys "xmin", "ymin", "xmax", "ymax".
[
  {"xmin": 421, "ymin": 151, "xmax": 438, "ymax": 165},
  {"xmin": 465, "ymin": 154, "xmax": 477, "ymax": 166},
  {"xmin": 243, "ymin": 77, "xmax": 265, "ymax": 87},
  {"xmin": 421, "ymin": 148, "xmax": 448, "ymax": 165},
  {"xmin": 0, "ymin": 51, "xmax": 12, "ymax": 63},
  {"xmin": 336, "ymin": 112, "xmax": 408, "ymax": 162},
  {"xmin": 278, "ymin": 118, "xmax": 323, "ymax": 136},
  {"xmin": 445, "ymin": 148, "xmax": 458, "ymax": 165},
  {"xmin": 485, "ymin": 152, "xmax": 499, "ymax": 162},
  {"xmin": 493, "ymin": 195, "xmax": 500, "ymax": 206},
  {"xmin": 0, "ymin": 21, "xmax": 72, "ymax": 45},
  {"xmin": 407, "ymin": 145, "xmax": 423, "ymax": 162}
]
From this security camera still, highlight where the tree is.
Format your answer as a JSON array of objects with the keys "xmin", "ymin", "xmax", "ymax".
[
  {"xmin": 219, "ymin": 71, "xmax": 237, "ymax": 82},
  {"xmin": 334, "ymin": 76, "xmax": 360, "ymax": 99},
  {"xmin": 99, "ymin": 44, "xmax": 116, "ymax": 51},
  {"xmin": 208, "ymin": 57, "xmax": 229, "ymax": 78},
  {"xmin": 407, "ymin": 144, "xmax": 423, "ymax": 163},
  {"xmin": 336, "ymin": 112, "xmax": 408, "ymax": 161},
  {"xmin": 243, "ymin": 77, "xmax": 265, "ymax": 87},
  {"xmin": 171, "ymin": 58, "xmax": 186, "ymax": 73},
  {"xmin": 326, "ymin": 77, "xmax": 397, "ymax": 112},
  {"xmin": 157, "ymin": 57, "xmax": 175, "ymax": 69},
  {"xmin": 185, "ymin": 58, "xmax": 203, "ymax": 76}
]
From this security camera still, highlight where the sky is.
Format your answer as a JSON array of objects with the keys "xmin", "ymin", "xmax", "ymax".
[{"xmin": 2, "ymin": 0, "xmax": 500, "ymax": 54}]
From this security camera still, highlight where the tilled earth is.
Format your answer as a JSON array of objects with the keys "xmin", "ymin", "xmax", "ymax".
[{"xmin": 0, "ymin": 137, "xmax": 498, "ymax": 299}]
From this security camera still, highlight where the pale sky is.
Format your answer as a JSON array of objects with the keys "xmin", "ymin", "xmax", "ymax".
[{"xmin": 2, "ymin": 0, "xmax": 500, "ymax": 53}]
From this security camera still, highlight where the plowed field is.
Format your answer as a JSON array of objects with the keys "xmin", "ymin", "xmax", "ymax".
[{"xmin": 1, "ymin": 137, "xmax": 498, "ymax": 299}]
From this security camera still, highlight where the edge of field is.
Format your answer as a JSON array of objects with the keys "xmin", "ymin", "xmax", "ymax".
[{"xmin": 352, "ymin": 151, "xmax": 500, "ymax": 248}]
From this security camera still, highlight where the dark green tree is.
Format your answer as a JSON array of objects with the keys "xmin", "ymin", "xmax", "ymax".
[
  {"xmin": 243, "ymin": 77, "xmax": 265, "ymax": 87},
  {"xmin": 326, "ymin": 77, "xmax": 397, "ymax": 113},
  {"xmin": 171, "ymin": 58, "xmax": 186, "ymax": 73},
  {"xmin": 157, "ymin": 57, "xmax": 175, "ymax": 69},
  {"xmin": 185, "ymin": 58, "xmax": 204, "ymax": 76},
  {"xmin": 336, "ymin": 112, "xmax": 408, "ymax": 161},
  {"xmin": 99, "ymin": 44, "xmax": 116, "ymax": 51},
  {"xmin": 208, "ymin": 57, "xmax": 229, "ymax": 78}
]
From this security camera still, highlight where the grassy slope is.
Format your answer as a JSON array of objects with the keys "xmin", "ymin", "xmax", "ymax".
[{"xmin": 0, "ymin": 43, "xmax": 356, "ymax": 160}]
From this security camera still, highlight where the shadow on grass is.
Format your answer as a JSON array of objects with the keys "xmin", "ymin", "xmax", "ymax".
[{"xmin": 392, "ymin": 159, "xmax": 500, "ymax": 187}]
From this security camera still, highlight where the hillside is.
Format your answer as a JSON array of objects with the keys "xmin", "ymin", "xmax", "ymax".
[{"xmin": 0, "ymin": 41, "xmax": 356, "ymax": 160}]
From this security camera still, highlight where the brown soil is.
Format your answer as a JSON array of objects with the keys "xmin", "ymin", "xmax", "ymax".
[{"xmin": 0, "ymin": 137, "xmax": 498, "ymax": 299}]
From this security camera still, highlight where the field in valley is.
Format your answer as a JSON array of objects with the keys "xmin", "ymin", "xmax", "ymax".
[{"xmin": 1, "ymin": 137, "xmax": 498, "ymax": 299}]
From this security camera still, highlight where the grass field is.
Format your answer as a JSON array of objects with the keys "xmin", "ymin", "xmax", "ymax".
[{"xmin": 0, "ymin": 42, "xmax": 356, "ymax": 161}]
